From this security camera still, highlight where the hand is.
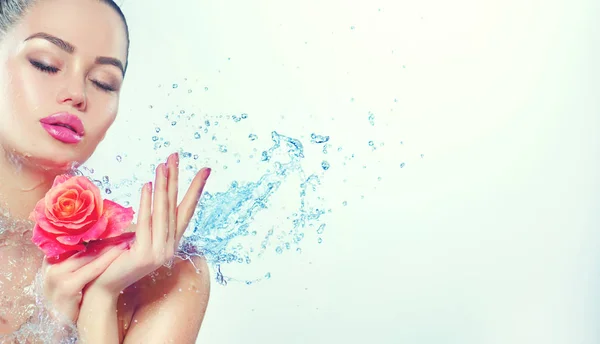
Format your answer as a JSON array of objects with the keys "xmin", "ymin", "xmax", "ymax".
[
  {"xmin": 40, "ymin": 242, "xmax": 129, "ymax": 324},
  {"xmin": 84, "ymin": 152, "xmax": 211, "ymax": 296}
]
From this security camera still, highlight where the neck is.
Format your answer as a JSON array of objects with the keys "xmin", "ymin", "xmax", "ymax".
[{"xmin": 0, "ymin": 148, "xmax": 57, "ymax": 221}]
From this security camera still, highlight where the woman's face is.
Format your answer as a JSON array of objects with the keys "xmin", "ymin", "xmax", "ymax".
[{"xmin": 0, "ymin": 0, "xmax": 128, "ymax": 172}]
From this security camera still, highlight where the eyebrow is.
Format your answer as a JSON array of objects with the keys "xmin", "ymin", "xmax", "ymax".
[{"xmin": 24, "ymin": 32, "xmax": 125, "ymax": 76}]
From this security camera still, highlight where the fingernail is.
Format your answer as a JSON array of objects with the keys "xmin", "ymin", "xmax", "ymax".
[
  {"xmin": 147, "ymin": 181, "xmax": 153, "ymax": 191},
  {"xmin": 174, "ymin": 152, "xmax": 179, "ymax": 167},
  {"xmin": 202, "ymin": 168, "xmax": 211, "ymax": 179}
]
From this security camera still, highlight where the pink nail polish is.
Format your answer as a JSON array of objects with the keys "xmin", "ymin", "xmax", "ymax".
[{"xmin": 202, "ymin": 168, "xmax": 211, "ymax": 179}]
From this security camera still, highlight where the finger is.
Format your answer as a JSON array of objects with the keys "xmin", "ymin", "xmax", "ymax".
[
  {"xmin": 45, "ymin": 250, "xmax": 78, "ymax": 265},
  {"xmin": 71, "ymin": 244, "xmax": 127, "ymax": 287},
  {"xmin": 135, "ymin": 181, "xmax": 153, "ymax": 249},
  {"xmin": 152, "ymin": 162, "xmax": 169, "ymax": 248},
  {"xmin": 167, "ymin": 152, "xmax": 179, "ymax": 247},
  {"xmin": 175, "ymin": 167, "xmax": 211, "ymax": 245},
  {"xmin": 47, "ymin": 245, "xmax": 116, "ymax": 274}
]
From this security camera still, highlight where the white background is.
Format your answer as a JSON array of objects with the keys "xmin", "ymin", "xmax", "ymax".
[{"xmin": 92, "ymin": 0, "xmax": 599, "ymax": 342}]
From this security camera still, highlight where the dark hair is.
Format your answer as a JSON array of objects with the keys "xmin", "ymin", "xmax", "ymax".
[{"xmin": 0, "ymin": 0, "xmax": 130, "ymax": 73}]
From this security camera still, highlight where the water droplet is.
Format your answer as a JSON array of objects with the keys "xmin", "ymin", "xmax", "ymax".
[
  {"xmin": 261, "ymin": 151, "xmax": 270, "ymax": 161},
  {"xmin": 249, "ymin": 134, "xmax": 258, "ymax": 141},
  {"xmin": 164, "ymin": 141, "xmax": 171, "ymax": 147},
  {"xmin": 377, "ymin": 176, "xmax": 382, "ymax": 181},
  {"xmin": 219, "ymin": 145, "xmax": 228, "ymax": 153},
  {"xmin": 350, "ymin": 25, "xmax": 355, "ymax": 30},
  {"xmin": 188, "ymin": 89, "xmax": 193, "ymax": 93},
  {"xmin": 116, "ymin": 155, "xmax": 122, "ymax": 162},
  {"xmin": 204, "ymin": 120, "xmax": 210, "ymax": 127},
  {"xmin": 421, "ymin": 154, "xmax": 424, "ymax": 158},
  {"xmin": 171, "ymin": 121, "xmax": 177, "ymax": 126},
  {"xmin": 204, "ymin": 87, "xmax": 209, "ymax": 91},
  {"xmin": 310, "ymin": 133, "xmax": 330, "ymax": 144},
  {"xmin": 317, "ymin": 224, "xmax": 325, "ymax": 234},
  {"xmin": 241, "ymin": 113, "xmax": 248, "ymax": 119},
  {"xmin": 368, "ymin": 141, "xmax": 374, "ymax": 146},
  {"xmin": 194, "ymin": 132, "xmax": 201, "ymax": 139},
  {"xmin": 317, "ymin": 238, "xmax": 323, "ymax": 244},
  {"xmin": 342, "ymin": 201, "xmax": 348, "ymax": 206},
  {"xmin": 105, "ymin": 188, "xmax": 112, "ymax": 194},
  {"xmin": 265, "ymin": 272, "xmax": 271, "ymax": 279},
  {"xmin": 368, "ymin": 112, "xmax": 375, "ymax": 126},
  {"xmin": 172, "ymin": 84, "xmax": 178, "ymax": 88},
  {"xmin": 276, "ymin": 246, "xmax": 283, "ymax": 254},
  {"xmin": 152, "ymin": 136, "xmax": 159, "ymax": 142},
  {"xmin": 155, "ymin": 127, "xmax": 161, "ymax": 133},
  {"xmin": 400, "ymin": 162, "xmax": 405, "ymax": 168},
  {"xmin": 321, "ymin": 161, "xmax": 330, "ymax": 170}
]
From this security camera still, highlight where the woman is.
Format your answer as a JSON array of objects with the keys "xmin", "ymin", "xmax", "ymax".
[{"xmin": 0, "ymin": 0, "xmax": 211, "ymax": 343}]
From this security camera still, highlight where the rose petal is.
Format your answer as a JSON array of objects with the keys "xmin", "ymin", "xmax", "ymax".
[
  {"xmin": 98, "ymin": 199, "xmax": 134, "ymax": 239},
  {"xmin": 51, "ymin": 174, "xmax": 72, "ymax": 188},
  {"xmin": 74, "ymin": 177, "xmax": 103, "ymax": 215},
  {"xmin": 50, "ymin": 191, "xmax": 96, "ymax": 228},
  {"xmin": 31, "ymin": 224, "xmax": 85, "ymax": 256},
  {"xmin": 32, "ymin": 200, "xmax": 64, "ymax": 234},
  {"xmin": 46, "ymin": 183, "xmax": 84, "ymax": 217},
  {"xmin": 31, "ymin": 175, "xmax": 110, "ymax": 256},
  {"xmin": 55, "ymin": 215, "xmax": 109, "ymax": 244}
]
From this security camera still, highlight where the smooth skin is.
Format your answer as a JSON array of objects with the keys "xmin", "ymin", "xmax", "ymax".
[
  {"xmin": 78, "ymin": 154, "xmax": 212, "ymax": 343},
  {"xmin": 0, "ymin": 0, "xmax": 211, "ymax": 342}
]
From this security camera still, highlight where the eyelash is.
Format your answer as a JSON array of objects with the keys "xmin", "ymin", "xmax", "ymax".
[{"xmin": 29, "ymin": 60, "xmax": 116, "ymax": 92}]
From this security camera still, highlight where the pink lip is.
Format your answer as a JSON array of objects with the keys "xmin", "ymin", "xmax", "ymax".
[{"xmin": 39, "ymin": 113, "xmax": 85, "ymax": 144}]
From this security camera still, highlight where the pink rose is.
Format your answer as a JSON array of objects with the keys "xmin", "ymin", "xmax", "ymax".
[{"xmin": 30, "ymin": 174, "xmax": 134, "ymax": 257}]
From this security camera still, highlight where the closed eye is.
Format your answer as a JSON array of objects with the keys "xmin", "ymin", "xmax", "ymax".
[
  {"xmin": 92, "ymin": 80, "xmax": 116, "ymax": 92},
  {"xmin": 29, "ymin": 60, "xmax": 59, "ymax": 74}
]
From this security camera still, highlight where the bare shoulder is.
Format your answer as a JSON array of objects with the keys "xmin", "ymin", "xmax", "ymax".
[{"xmin": 122, "ymin": 256, "xmax": 211, "ymax": 343}]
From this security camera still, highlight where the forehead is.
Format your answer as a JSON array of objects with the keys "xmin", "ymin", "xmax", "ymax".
[{"xmin": 17, "ymin": 0, "xmax": 128, "ymax": 62}]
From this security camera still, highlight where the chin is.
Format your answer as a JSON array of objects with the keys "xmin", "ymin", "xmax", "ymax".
[{"xmin": 8, "ymin": 144, "xmax": 89, "ymax": 175}]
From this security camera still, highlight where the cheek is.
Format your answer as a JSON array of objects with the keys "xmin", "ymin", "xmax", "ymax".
[
  {"xmin": 6, "ymin": 61, "xmax": 55, "ymax": 118},
  {"xmin": 87, "ymin": 100, "xmax": 118, "ymax": 142}
]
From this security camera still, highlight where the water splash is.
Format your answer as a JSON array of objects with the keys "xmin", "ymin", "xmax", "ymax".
[{"xmin": 177, "ymin": 131, "xmax": 325, "ymax": 286}]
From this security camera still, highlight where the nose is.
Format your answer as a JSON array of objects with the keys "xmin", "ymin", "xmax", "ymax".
[{"xmin": 57, "ymin": 78, "xmax": 87, "ymax": 111}]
